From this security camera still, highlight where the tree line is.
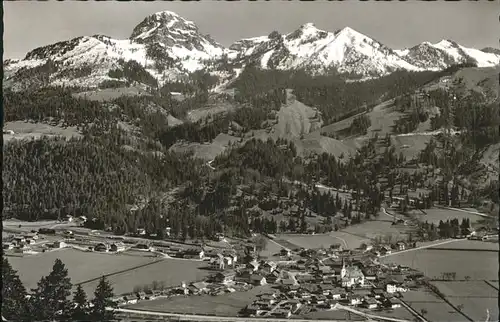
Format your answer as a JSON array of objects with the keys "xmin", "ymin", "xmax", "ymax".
[{"xmin": 2, "ymin": 258, "xmax": 117, "ymax": 321}]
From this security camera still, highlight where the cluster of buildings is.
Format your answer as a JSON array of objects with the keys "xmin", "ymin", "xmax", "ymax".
[
  {"xmin": 2, "ymin": 231, "xmax": 69, "ymax": 254},
  {"xmin": 3, "ymin": 233, "xmax": 39, "ymax": 253},
  {"xmin": 236, "ymin": 245, "xmax": 425, "ymax": 318}
]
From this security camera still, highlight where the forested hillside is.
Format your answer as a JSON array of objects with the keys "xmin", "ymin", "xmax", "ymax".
[{"xmin": 3, "ymin": 62, "xmax": 498, "ymax": 240}]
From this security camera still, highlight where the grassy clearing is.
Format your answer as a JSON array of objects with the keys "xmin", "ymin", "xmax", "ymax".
[
  {"xmin": 3, "ymin": 121, "xmax": 82, "ymax": 142},
  {"xmin": 407, "ymin": 301, "xmax": 468, "ymax": 322},
  {"xmin": 296, "ymin": 134, "xmax": 358, "ymax": 160},
  {"xmin": 80, "ymin": 258, "xmax": 211, "ymax": 296},
  {"xmin": 72, "ymin": 87, "xmax": 150, "ymax": 102},
  {"xmin": 402, "ymin": 289, "xmax": 443, "ymax": 302},
  {"xmin": 447, "ymin": 297, "xmax": 499, "ymax": 322},
  {"xmin": 259, "ymin": 237, "xmax": 284, "ymax": 259},
  {"xmin": 301, "ymin": 309, "xmax": 364, "ymax": 320},
  {"xmin": 340, "ymin": 218, "xmax": 414, "ymax": 242},
  {"xmin": 381, "ymin": 248, "xmax": 498, "ymax": 280},
  {"xmin": 428, "ymin": 239, "xmax": 498, "ymax": 251},
  {"xmin": 169, "ymin": 133, "xmax": 240, "ymax": 161},
  {"xmin": 412, "ymin": 208, "xmax": 487, "ymax": 225},
  {"xmin": 128, "ymin": 284, "xmax": 274, "ymax": 316},
  {"xmin": 432, "ymin": 281, "xmax": 498, "ymax": 298},
  {"xmin": 8, "ymin": 249, "xmax": 156, "ymax": 293},
  {"xmin": 276, "ymin": 232, "xmax": 369, "ymax": 250},
  {"xmin": 390, "ymin": 134, "xmax": 432, "ymax": 161}
]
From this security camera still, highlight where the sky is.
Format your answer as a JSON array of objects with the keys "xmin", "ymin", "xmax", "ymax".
[{"xmin": 3, "ymin": 1, "xmax": 499, "ymax": 60}]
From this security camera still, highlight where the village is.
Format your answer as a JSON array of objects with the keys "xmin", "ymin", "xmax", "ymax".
[
  {"xmin": 3, "ymin": 205, "xmax": 498, "ymax": 321},
  {"xmin": 105, "ymin": 238, "xmax": 432, "ymax": 320}
]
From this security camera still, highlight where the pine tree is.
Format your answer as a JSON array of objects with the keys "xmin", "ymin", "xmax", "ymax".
[
  {"xmin": 71, "ymin": 284, "xmax": 89, "ymax": 321},
  {"xmin": 30, "ymin": 258, "xmax": 73, "ymax": 321},
  {"xmin": 90, "ymin": 276, "xmax": 117, "ymax": 321},
  {"xmin": 2, "ymin": 258, "xmax": 30, "ymax": 321}
]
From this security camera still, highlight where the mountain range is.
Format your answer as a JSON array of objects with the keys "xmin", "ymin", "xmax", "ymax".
[{"xmin": 4, "ymin": 10, "xmax": 500, "ymax": 90}]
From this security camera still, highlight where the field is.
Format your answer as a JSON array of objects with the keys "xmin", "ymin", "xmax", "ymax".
[
  {"xmin": 3, "ymin": 121, "xmax": 82, "ymax": 142},
  {"xmin": 276, "ymin": 231, "xmax": 370, "ymax": 250},
  {"xmin": 432, "ymin": 281, "xmax": 498, "ymax": 298},
  {"xmin": 340, "ymin": 218, "xmax": 414, "ymax": 242},
  {"xmin": 72, "ymin": 86, "xmax": 151, "ymax": 101},
  {"xmin": 80, "ymin": 258, "xmax": 211, "ymax": 296},
  {"xmin": 381, "ymin": 247, "xmax": 498, "ymax": 280},
  {"xmin": 259, "ymin": 237, "xmax": 285, "ymax": 259},
  {"xmin": 407, "ymin": 283, "xmax": 499, "ymax": 322},
  {"xmin": 7, "ymin": 249, "xmax": 158, "ymax": 293},
  {"xmin": 427, "ymin": 239, "xmax": 498, "ymax": 251},
  {"xmin": 391, "ymin": 134, "xmax": 432, "ymax": 160},
  {"xmin": 301, "ymin": 308, "xmax": 364, "ymax": 320},
  {"xmin": 169, "ymin": 133, "xmax": 240, "ymax": 161},
  {"xmin": 402, "ymin": 290, "xmax": 467, "ymax": 322},
  {"xmin": 447, "ymin": 297, "xmax": 499, "ymax": 322},
  {"xmin": 410, "ymin": 207, "xmax": 488, "ymax": 225},
  {"xmin": 128, "ymin": 284, "xmax": 274, "ymax": 316},
  {"xmin": 407, "ymin": 301, "xmax": 468, "ymax": 322}
]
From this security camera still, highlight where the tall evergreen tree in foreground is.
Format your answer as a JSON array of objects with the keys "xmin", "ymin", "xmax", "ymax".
[
  {"xmin": 71, "ymin": 284, "xmax": 90, "ymax": 321},
  {"xmin": 2, "ymin": 258, "xmax": 30, "ymax": 321},
  {"xmin": 90, "ymin": 276, "xmax": 117, "ymax": 321},
  {"xmin": 30, "ymin": 258, "xmax": 73, "ymax": 321}
]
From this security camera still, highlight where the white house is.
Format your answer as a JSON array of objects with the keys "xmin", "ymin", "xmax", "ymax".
[
  {"xmin": 53, "ymin": 241, "xmax": 67, "ymax": 249},
  {"xmin": 386, "ymin": 284, "xmax": 408, "ymax": 294},
  {"xmin": 247, "ymin": 260, "xmax": 260, "ymax": 272}
]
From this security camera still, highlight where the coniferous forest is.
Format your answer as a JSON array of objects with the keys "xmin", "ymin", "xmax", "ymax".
[{"xmin": 3, "ymin": 62, "xmax": 498, "ymax": 241}]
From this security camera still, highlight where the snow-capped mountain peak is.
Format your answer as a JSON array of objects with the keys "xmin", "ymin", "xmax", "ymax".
[
  {"xmin": 4, "ymin": 10, "xmax": 500, "ymax": 92},
  {"xmin": 130, "ymin": 11, "xmax": 199, "ymax": 42}
]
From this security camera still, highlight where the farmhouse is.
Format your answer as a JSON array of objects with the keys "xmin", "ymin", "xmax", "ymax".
[
  {"xmin": 213, "ymin": 271, "xmax": 235, "ymax": 284},
  {"xmin": 109, "ymin": 242, "xmax": 126, "ymax": 252},
  {"xmin": 362, "ymin": 298, "xmax": 379, "ymax": 309},
  {"xmin": 386, "ymin": 283, "xmax": 408, "ymax": 294},
  {"xmin": 266, "ymin": 270, "xmax": 281, "ymax": 284},
  {"xmin": 280, "ymin": 248, "xmax": 291, "ymax": 257},
  {"xmin": 384, "ymin": 298, "xmax": 402, "ymax": 309},
  {"xmin": 209, "ymin": 256, "xmax": 225, "ymax": 270},
  {"xmin": 52, "ymin": 241, "xmax": 67, "ymax": 249},
  {"xmin": 260, "ymin": 261, "xmax": 277, "ymax": 274},
  {"xmin": 379, "ymin": 246, "xmax": 392, "ymax": 256},
  {"xmin": 271, "ymin": 309, "xmax": 292, "ymax": 318},
  {"xmin": 94, "ymin": 243, "xmax": 108, "ymax": 252},
  {"xmin": 245, "ymin": 303, "xmax": 265, "ymax": 316},
  {"xmin": 250, "ymin": 274, "xmax": 267, "ymax": 286},
  {"xmin": 189, "ymin": 282, "xmax": 209, "ymax": 294},
  {"xmin": 2, "ymin": 242, "xmax": 14, "ymax": 250},
  {"xmin": 247, "ymin": 260, "xmax": 260, "ymax": 272},
  {"xmin": 394, "ymin": 241, "xmax": 406, "ymax": 251}
]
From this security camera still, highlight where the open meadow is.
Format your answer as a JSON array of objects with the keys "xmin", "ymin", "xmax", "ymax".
[
  {"xmin": 409, "ymin": 207, "xmax": 488, "ymax": 225},
  {"xmin": 3, "ymin": 121, "xmax": 82, "ymax": 142},
  {"xmin": 340, "ymin": 218, "xmax": 414, "ymax": 242},
  {"xmin": 300, "ymin": 308, "xmax": 364, "ymax": 320},
  {"xmin": 427, "ymin": 281, "xmax": 499, "ymax": 322},
  {"xmin": 427, "ymin": 239, "xmax": 498, "ymax": 251},
  {"xmin": 276, "ymin": 231, "xmax": 370, "ymax": 251},
  {"xmin": 7, "ymin": 249, "xmax": 159, "ymax": 293},
  {"xmin": 127, "ymin": 284, "xmax": 274, "ymax": 316},
  {"xmin": 80, "ymin": 257, "xmax": 211, "ymax": 296},
  {"xmin": 381, "ymin": 247, "xmax": 498, "ymax": 281},
  {"xmin": 407, "ymin": 301, "xmax": 469, "ymax": 322},
  {"xmin": 402, "ymin": 290, "xmax": 469, "ymax": 322}
]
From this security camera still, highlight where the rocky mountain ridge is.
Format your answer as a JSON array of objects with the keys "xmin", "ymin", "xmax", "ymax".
[{"xmin": 4, "ymin": 10, "xmax": 500, "ymax": 91}]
